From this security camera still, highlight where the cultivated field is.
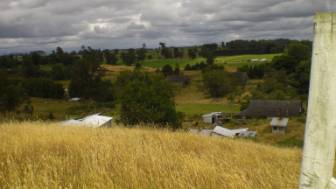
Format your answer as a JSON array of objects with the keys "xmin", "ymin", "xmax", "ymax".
[{"xmin": 0, "ymin": 122, "xmax": 301, "ymax": 189}]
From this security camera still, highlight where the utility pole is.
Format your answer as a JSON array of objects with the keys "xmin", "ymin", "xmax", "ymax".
[{"xmin": 300, "ymin": 12, "xmax": 336, "ymax": 189}]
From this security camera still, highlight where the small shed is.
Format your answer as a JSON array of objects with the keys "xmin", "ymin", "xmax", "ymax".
[
  {"xmin": 63, "ymin": 114, "xmax": 113, "ymax": 128},
  {"xmin": 202, "ymin": 112, "xmax": 223, "ymax": 125},
  {"xmin": 270, "ymin": 117, "xmax": 288, "ymax": 134}
]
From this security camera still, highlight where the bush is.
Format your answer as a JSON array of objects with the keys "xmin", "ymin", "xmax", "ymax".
[
  {"xmin": 51, "ymin": 64, "xmax": 70, "ymax": 80},
  {"xmin": 119, "ymin": 71, "xmax": 180, "ymax": 129},
  {"xmin": 0, "ymin": 71, "xmax": 27, "ymax": 112},
  {"xmin": 238, "ymin": 64, "xmax": 266, "ymax": 79},
  {"xmin": 161, "ymin": 64, "xmax": 174, "ymax": 76},
  {"xmin": 23, "ymin": 78, "xmax": 65, "ymax": 99}
]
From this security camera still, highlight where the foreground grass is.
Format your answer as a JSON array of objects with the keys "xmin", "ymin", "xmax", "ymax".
[{"xmin": 0, "ymin": 122, "xmax": 301, "ymax": 189}]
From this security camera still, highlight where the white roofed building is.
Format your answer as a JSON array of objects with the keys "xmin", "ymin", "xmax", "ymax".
[{"xmin": 63, "ymin": 114, "xmax": 113, "ymax": 128}]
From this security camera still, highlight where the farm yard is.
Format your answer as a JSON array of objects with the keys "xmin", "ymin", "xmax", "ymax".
[
  {"xmin": 0, "ymin": 0, "xmax": 334, "ymax": 186},
  {"xmin": 0, "ymin": 39, "xmax": 312, "ymax": 188}
]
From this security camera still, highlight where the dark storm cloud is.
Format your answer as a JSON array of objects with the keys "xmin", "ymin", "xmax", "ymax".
[{"xmin": 0, "ymin": 0, "xmax": 335, "ymax": 53}]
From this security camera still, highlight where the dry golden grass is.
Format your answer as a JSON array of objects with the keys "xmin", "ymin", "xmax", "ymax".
[{"xmin": 0, "ymin": 122, "xmax": 301, "ymax": 189}]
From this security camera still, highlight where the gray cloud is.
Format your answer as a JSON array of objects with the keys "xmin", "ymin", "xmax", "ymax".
[{"xmin": 0, "ymin": 0, "xmax": 335, "ymax": 54}]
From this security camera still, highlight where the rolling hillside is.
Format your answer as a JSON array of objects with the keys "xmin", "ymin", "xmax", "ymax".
[{"xmin": 0, "ymin": 122, "xmax": 301, "ymax": 189}]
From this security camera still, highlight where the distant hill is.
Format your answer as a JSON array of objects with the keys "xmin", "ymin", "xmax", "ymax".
[{"xmin": 0, "ymin": 122, "xmax": 301, "ymax": 188}]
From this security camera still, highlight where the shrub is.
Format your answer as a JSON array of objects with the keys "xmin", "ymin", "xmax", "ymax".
[{"xmin": 161, "ymin": 64, "xmax": 174, "ymax": 76}]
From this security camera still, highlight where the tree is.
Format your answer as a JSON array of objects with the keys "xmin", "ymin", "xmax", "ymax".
[
  {"xmin": 161, "ymin": 64, "xmax": 174, "ymax": 77},
  {"xmin": 0, "ymin": 71, "xmax": 26, "ymax": 112},
  {"xmin": 174, "ymin": 64, "xmax": 180, "ymax": 75},
  {"xmin": 188, "ymin": 48, "xmax": 198, "ymax": 59},
  {"xmin": 200, "ymin": 44, "xmax": 217, "ymax": 65},
  {"xmin": 173, "ymin": 48, "xmax": 183, "ymax": 58},
  {"xmin": 68, "ymin": 49, "xmax": 114, "ymax": 102},
  {"xmin": 202, "ymin": 70, "xmax": 244, "ymax": 98},
  {"xmin": 119, "ymin": 71, "xmax": 180, "ymax": 129},
  {"xmin": 286, "ymin": 43, "xmax": 311, "ymax": 61},
  {"xmin": 159, "ymin": 42, "xmax": 173, "ymax": 59},
  {"xmin": 105, "ymin": 52, "xmax": 118, "ymax": 65},
  {"xmin": 136, "ymin": 47, "xmax": 147, "ymax": 62},
  {"xmin": 23, "ymin": 78, "xmax": 65, "ymax": 99},
  {"xmin": 51, "ymin": 64, "xmax": 70, "ymax": 80},
  {"xmin": 121, "ymin": 49, "xmax": 137, "ymax": 65}
]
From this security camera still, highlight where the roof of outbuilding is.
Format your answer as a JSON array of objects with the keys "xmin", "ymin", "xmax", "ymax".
[
  {"xmin": 238, "ymin": 100, "xmax": 302, "ymax": 117},
  {"xmin": 63, "ymin": 114, "xmax": 113, "ymax": 128}
]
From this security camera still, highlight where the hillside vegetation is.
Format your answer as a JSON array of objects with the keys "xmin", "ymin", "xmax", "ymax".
[{"xmin": 0, "ymin": 122, "xmax": 301, "ymax": 189}]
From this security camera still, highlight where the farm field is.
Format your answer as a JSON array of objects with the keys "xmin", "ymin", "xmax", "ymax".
[
  {"xmin": 141, "ymin": 57, "xmax": 205, "ymax": 68},
  {"xmin": 216, "ymin": 53, "xmax": 280, "ymax": 67},
  {"xmin": 0, "ymin": 123, "xmax": 301, "ymax": 189},
  {"xmin": 176, "ymin": 103, "xmax": 239, "ymax": 116},
  {"xmin": 139, "ymin": 53, "xmax": 279, "ymax": 68}
]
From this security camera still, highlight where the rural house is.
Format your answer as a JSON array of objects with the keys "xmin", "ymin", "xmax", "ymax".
[
  {"xmin": 238, "ymin": 100, "xmax": 302, "ymax": 133},
  {"xmin": 63, "ymin": 114, "xmax": 113, "ymax": 128}
]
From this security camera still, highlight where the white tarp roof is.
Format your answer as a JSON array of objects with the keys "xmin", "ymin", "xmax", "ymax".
[
  {"xmin": 270, "ymin": 117, "xmax": 289, "ymax": 127},
  {"xmin": 213, "ymin": 126, "xmax": 248, "ymax": 138},
  {"xmin": 63, "ymin": 114, "xmax": 113, "ymax": 128}
]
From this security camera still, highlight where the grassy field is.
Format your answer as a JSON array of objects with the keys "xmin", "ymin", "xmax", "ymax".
[
  {"xmin": 141, "ymin": 57, "xmax": 205, "ymax": 68},
  {"xmin": 177, "ymin": 103, "xmax": 240, "ymax": 116},
  {"xmin": 139, "ymin": 54, "xmax": 280, "ymax": 69},
  {"xmin": 29, "ymin": 98, "xmax": 116, "ymax": 120},
  {"xmin": 216, "ymin": 54, "xmax": 280, "ymax": 67},
  {"xmin": 0, "ymin": 123, "xmax": 301, "ymax": 189}
]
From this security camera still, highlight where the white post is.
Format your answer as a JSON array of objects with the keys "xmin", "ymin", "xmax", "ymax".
[{"xmin": 300, "ymin": 12, "xmax": 336, "ymax": 189}]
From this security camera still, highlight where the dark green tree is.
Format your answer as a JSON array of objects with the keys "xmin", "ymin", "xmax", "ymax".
[
  {"xmin": 121, "ymin": 49, "xmax": 137, "ymax": 65},
  {"xmin": 161, "ymin": 64, "xmax": 174, "ymax": 77},
  {"xmin": 119, "ymin": 72, "xmax": 180, "ymax": 129}
]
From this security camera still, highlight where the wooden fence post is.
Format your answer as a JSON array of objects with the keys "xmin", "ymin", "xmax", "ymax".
[{"xmin": 300, "ymin": 12, "xmax": 336, "ymax": 189}]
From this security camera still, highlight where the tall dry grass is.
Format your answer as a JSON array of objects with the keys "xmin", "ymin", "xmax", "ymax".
[{"xmin": 0, "ymin": 122, "xmax": 301, "ymax": 189}]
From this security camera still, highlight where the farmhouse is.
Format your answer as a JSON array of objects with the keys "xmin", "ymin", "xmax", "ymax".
[
  {"xmin": 202, "ymin": 112, "xmax": 223, "ymax": 125},
  {"xmin": 63, "ymin": 114, "xmax": 113, "ymax": 128},
  {"xmin": 239, "ymin": 100, "xmax": 302, "ymax": 133}
]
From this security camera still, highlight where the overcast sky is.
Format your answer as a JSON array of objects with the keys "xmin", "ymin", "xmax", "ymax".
[{"xmin": 0, "ymin": 0, "xmax": 335, "ymax": 54}]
